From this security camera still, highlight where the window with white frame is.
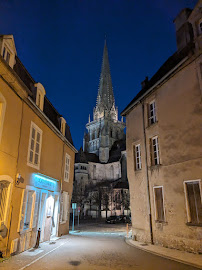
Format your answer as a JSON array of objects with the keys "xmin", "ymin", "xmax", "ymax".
[
  {"xmin": 153, "ymin": 186, "xmax": 165, "ymax": 222},
  {"xmin": 2, "ymin": 46, "xmax": 11, "ymax": 65},
  {"xmin": 151, "ymin": 136, "xmax": 160, "ymax": 166},
  {"xmin": 60, "ymin": 192, "xmax": 69, "ymax": 223},
  {"xmin": 184, "ymin": 180, "xmax": 202, "ymax": 225},
  {"xmin": 64, "ymin": 153, "xmax": 70, "ymax": 182},
  {"xmin": 148, "ymin": 101, "xmax": 157, "ymax": 125},
  {"xmin": 18, "ymin": 189, "xmax": 35, "ymax": 232},
  {"xmin": 134, "ymin": 144, "xmax": 142, "ymax": 170},
  {"xmin": 27, "ymin": 122, "xmax": 42, "ymax": 170},
  {"xmin": 0, "ymin": 181, "xmax": 10, "ymax": 223}
]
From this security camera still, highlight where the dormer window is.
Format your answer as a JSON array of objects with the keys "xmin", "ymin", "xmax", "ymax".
[
  {"xmin": 60, "ymin": 117, "xmax": 66, "ymax": 136},
  {"xmin": 34, "ymin": 83, "xmax": 46, "ymax": 111},
  {"xmin": 0, "ymin": 35, "xmax": 17, "ymax": 68}
]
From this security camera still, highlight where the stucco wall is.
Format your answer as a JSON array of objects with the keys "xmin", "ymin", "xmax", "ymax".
[{"xmin": 126, "ymin": 56, "xmax": 202, "ymax": 252}]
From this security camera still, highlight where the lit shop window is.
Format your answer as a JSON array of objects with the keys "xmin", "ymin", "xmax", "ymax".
[
  {"xmin": 148, "ymin": 101, "xmax": 157, "ymax": 125},
  {"xmin": 27, "ymin": 122, "xmax": 42, "ymax": 170},
  {"xmin": 18, "ymin": 189, "xmax": 35, "ymax": 232},
  {"xmin": 64, "ymin": 153, "xmax": 70, "ymax": 182},
  {"xmin": 134, "ymin": 144, "xmax": 142, "ymax": 170},
  {"xmin": 60, "ymin": 192, "xmax": 69, "ymax": 223},
  {"xmin": 153, "ymin": 186, "xmax": 165, "ymax": 222},
  {"xmin": 184, "ymin": 180, "xmax": 202, "ymax": 226}
]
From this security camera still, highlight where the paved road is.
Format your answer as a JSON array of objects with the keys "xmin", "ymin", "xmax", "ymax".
[{"xmin": 1, "ymin": 224, "xmax": 199, "ymax": 270}]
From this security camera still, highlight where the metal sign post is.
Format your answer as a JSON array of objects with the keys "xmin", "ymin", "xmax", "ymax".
[
  {"xmin": 78, "ymin": 207, "xmax": 80, "ymax": 227},
  {"xmin": 72, "ymin": 203, "xmax": 77, "ymax": 231}
]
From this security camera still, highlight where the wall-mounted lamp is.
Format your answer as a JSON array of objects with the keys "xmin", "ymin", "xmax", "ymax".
[{"xmin": 16, "ymin": 173, "xmax": 24, "ymax": 185}]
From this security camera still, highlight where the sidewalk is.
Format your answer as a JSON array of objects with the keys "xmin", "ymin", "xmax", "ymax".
[{"xmin": 125, "ymin": 238, "xmax": 202, "ymax": 269}]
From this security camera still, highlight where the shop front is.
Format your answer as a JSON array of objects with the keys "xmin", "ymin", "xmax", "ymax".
[{"xmin": 18, "ymin": 173, "xmax": 60, "ymax": 253}]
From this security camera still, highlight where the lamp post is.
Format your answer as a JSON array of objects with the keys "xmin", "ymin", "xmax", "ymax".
[{"xmin": 72, "ymin": 203, "xmax": 77, "ymax": 231}]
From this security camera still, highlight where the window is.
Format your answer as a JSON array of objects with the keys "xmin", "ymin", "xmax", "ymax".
[
  {"xmin": 134, "ymin": 144, "xmax": 142, "ymax": 170},
  {"xmin": 36, "ymin": 93, "xmax": 41, "ymax": 108},
  {"xmin": 148, "ymin": 101, "xmax": 157, "ymax": 125},
  {"xmin": 64, "ymin": 153, "xmax": 70, "ymax": 182},
  {"xmin": 93, "ymin": 165, "xmax": 96, "ymax": 179},
  {"xmin": 2, "ymin": 47, "xmax": 11, "ymax": 64},
  {"xmin": 153, "ymin": 186, "xmax": 165, "ymax": 222},
  {"xmin": 18, "ymin": 189, "xmax": 35, "ymax": 232},
  {"xmin": 60, "ymin": 192, "xmax": 69, "ymax": 223},
  {"xmin": 27, "ymin": 122, "xmax": 42, "ymax": 170},
  {"xmin": 35, "ymin": 83, "xmax": 46, "ymax": 111},
  {"xmin": 151, "ymin": 136, "xmax": 160, "ymax": 166},
  {"xmin": 6, "ymin": 51, "xmax": 10, "ymax": 64},
  {"xmin": 184, "ymin": 180, "xmax": 202, "ymax": 225},
  {"xmin": 0, "ymin": 181, "xmax": 10, "ymax": 223},
  {"xmin": 2, "ymin": 47, "xmax": 6, "ymax": 59}
]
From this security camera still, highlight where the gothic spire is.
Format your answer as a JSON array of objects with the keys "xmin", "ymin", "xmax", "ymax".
[{"xmin": 96, "ymin": 40, "xmax": 115, "ymax": 111}]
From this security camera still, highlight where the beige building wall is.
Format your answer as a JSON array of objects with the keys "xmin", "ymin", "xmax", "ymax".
[{"xmin": 125, "ymin": 54, "xmax": 202, "ymax": 253}]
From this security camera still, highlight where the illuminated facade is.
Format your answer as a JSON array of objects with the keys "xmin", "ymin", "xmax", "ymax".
[
  {"xmin": 121, "ymin": 2, "xmax": 202, "ymax": 253},
  {"xmin": 0, "ymin": 35, "xmax": 77, "ymax": 256},
  {"xmin": 73, "ymin": 42, "xmax": 129, "ymax": 219}
]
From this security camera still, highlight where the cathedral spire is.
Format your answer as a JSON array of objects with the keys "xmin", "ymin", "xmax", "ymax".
[{"xmin": 96, "ymin": 40, "xmax": 115, "ymax": 111}]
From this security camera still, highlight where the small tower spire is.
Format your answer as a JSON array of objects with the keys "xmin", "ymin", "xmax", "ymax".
[{"xmin": 88, "ymin": 114, "xmax": 91, "ymax": 123}]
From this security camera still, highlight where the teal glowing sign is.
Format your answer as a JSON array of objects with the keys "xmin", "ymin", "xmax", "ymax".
[{"xmin": 34, "ymin": 174, "xmax": 58, "ymax": 192}]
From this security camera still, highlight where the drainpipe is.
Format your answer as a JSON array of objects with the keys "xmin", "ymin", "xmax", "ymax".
[{"xmin": 141, "ymin": 101, "xmax": 154, "ymax": 244}]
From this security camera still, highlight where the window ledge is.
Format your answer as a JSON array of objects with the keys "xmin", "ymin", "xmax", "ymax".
[
  {"xmin": 155, "ymin": 220, "xmax": 168, "ymax": 225},
  {"xmin": 186, "ymin": 222, "xmax": 202, "ymax": 227},
  {"xmin": 19, "ymin": 228, "xmax": 32, "ymax": 235},
  {"xmin": 146, "ymin": 121, "xmax": 158, "ymax": 130},
  {"xmin": 134, "ymin": 169, "xmax": 142, "ymax": 174},
  {"xmin": 150, "ymin": 164, "xmax": 162, "ymax": 170}
]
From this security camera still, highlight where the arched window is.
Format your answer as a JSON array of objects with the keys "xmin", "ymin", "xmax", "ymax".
[
  {"xmin": 0, "ymin": 176, "xmax": 13, "ymax": 226},
  {"xmin": 0, "ymin": 92, "xmax": 6, "ymax": 144}
]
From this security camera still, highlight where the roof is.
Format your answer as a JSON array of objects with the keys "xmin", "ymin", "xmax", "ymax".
[
  {"xmin": 121, "ymin": 42, "xmax": 194, "ymax": 116},
  {"xmin": 12, "ymin": 53, "xmax": 74, "ymax": 146},
  {"xmin": 75, "ymin": 148, "xmax": 99, "ymax": 163}
]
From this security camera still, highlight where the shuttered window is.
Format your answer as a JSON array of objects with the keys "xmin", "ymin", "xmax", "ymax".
[
  {"xmin": 185, "ymin": 181, "xmax": 202, "ymax": 225},
  {"xmin": 27, "ymin": 122, "xmax": 42, "ymax": 169},
  {"xmin": 154, "ymin": 186, "xmax": 165, "ymax": 222},
  {"xmin": 64, "ymin": 154, "xmax": 70, "ymax": 182}
]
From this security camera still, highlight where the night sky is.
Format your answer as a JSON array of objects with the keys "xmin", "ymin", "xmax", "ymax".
[{"xmin": 0, "ymin": 0, "xmax": 198, "ymax": 150}]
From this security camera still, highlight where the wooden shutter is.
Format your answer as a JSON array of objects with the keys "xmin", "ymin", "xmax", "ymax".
[
  {"xmin": 187, "ymin": 182, "xmax": 202, "ymax": 224},
  {"xmin": 155, "ymin": 188, "xmax": 164, "ymax": 222}
]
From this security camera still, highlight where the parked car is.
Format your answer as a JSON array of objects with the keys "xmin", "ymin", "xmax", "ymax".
[{"xmin": 106, "ymin": 215, "xmax": 131, "ymax": 224}]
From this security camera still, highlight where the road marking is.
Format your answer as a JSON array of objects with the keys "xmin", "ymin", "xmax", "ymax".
[{"xmin": 18, "ymin": 241, "xmax": 66, "ymax": 270}]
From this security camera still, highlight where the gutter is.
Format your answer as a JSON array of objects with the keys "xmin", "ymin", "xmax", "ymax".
[{"xmin": 121, "ymin": 56, "xmax": 188, "ymax": 116}]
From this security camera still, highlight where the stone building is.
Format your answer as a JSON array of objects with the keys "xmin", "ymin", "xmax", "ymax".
[
  {"xmin": 0, "ymin": 35, "xmax": 77, "ymax": 256},
  {"xmin": 121, "ymin": 1, "xmax": 202, "ymax": 253},
  {"xmin": 73, "ymin": 42, "xmax": 130, "ymax": 218}
]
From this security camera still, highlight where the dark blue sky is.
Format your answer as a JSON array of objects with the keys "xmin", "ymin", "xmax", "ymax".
[{"xmin": 0, "ymin": 0, "xmax": 197, "ymax": 149}]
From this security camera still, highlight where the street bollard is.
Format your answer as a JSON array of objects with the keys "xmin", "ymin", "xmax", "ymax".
[
  {"xmin": 34, "ymin": 228, "xmax": 41, "ymax": 248},
  {"xmin": 126, "ymin": 223, "xmax": 129, "ymax": 238}
]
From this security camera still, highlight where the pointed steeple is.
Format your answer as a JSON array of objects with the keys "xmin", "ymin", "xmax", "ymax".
[{"xmin": 96, "ymin": 40, "xmax": 115, "ymax": 111}]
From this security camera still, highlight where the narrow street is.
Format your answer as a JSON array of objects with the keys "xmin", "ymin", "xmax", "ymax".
[{"xmin": 1, "ymin": 223, "xmax": 200, "ymax": 270}]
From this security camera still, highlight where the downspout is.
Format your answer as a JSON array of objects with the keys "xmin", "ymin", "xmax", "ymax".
[{"xmin": 141, "ymin": 100, "xmax": 154, "ymax": 244}]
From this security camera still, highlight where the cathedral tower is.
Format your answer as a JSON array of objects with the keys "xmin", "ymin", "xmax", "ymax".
[{"xmin": 83, "ymin": 41, "xmax": 125, "ymax": 163}]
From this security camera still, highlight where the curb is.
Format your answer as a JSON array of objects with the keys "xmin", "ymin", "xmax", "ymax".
[{"xmin": 125, "ymin": 238, "xmax": 202, "ymax": 269}]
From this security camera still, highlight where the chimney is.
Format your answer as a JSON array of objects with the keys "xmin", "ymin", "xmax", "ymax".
[
  {"xmin": 141, "ymin": 76, "xmax": 149, "ymax": 90},
  {"xmin": 173, "ymin": 8, "xmax": 194, "ymax": 51}
]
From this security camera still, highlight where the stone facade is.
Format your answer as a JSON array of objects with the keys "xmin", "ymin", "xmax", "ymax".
[
  {"xmin": 121, "ymin": 1, "xmax": 202, "ymax": 253},
  {"xmin": 73, "ymin": 42, "xmax": 130, "ymax": 218}
]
